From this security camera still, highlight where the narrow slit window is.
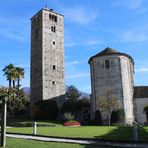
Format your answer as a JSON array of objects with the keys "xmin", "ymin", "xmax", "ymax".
[
  {"xmin": 52, "ymin": 15, "xmax": 54, "ymax": 20},
  {"xmin": 55, "ymin": 16, "xmax": 57, "ymax": 22},
  {"xmin": 49, "ymin": 14, "xmax": 52, "ymax": 19},
  {"xmin": 37, "ymin": 16, "xmax": 39, "ymax": 25},
  {"xmin": 53, "ymin": 65, "xmax": 56, "ymax": 69},
  {"xmin": 53, "ymin": 41, "xmax": 55, "ymax": 45},
  {"xmin": 51, "ymin": 26, "xmax": 56, "ymax": 32},
  {"xmin": 35, "ymin": 29, "xmax": 38, "ymax": 39},
  {"xmin": 105, "ymin": 60, "xmax": 110, "ymax": 69}
]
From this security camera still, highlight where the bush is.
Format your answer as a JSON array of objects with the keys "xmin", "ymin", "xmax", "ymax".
[
  {"xmin": 111, "ymin": 109, "xmax": 125, "ymax": 125},
  {"xmin": 64, "ymin": 112, "xmax": 75, "ymax": 121},
  {"xmin": 33, "ymin": 99, "xmax": 59, "ymax": 120}
]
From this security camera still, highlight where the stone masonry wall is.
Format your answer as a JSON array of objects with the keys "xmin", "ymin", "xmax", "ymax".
[
  {"xmin": 134, "ymin": 98, "xmax": 148, "ymax": 124},
  {"xmin": 90, "ymin": 55, "xmax": 134, "ymax": 125},
  {"xmin": 120, "ymin": 56, "xmax": 134, "ymax": 125},
  {"xmin": 31, "ymin": 8, "xmax": 65, "ymax": 107}
]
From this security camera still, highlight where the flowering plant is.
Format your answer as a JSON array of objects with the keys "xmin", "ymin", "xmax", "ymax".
[{"xmin": 64, "ymin": 121, "xmax": 81, "ymax": 126}]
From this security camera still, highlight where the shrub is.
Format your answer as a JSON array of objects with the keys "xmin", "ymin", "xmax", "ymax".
[
  {"xmin": 64, "ymin": 112, "xmax": 75, "ymax": 121},
  {"xmin": 33, "ymin": 99, "xmax": 59, "ymax": 120}
]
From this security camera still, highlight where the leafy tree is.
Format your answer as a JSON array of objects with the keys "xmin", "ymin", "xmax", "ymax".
[
  {"xmin": 143, "ymin": 106, "xmax": 148, "ymax": 122},
  {"xmin": 66, "ymin": 85, "xmax": 81, "ymax": 101},
  {"xmin": 33, "ymin": 100, "xmax": 59, "ymax": 120},
  {"xmin": 61, "ymin": 100, "xmax": 77, "ymax": 114},
  {"xmin": 0, "ymin": 87, "xmax": 29, "ymax": 119},
  {"xmin": 97, "ymin": 92, "xmax": 120, "ymax": 125},
  {"xmin": 76, "ymin": 98, "xmax": 90, "ymax": 110},
  {"xmin": 95, "ymin": 110, "xmax": 102, "ymax": 125},
  {"xmin": 111, "ymin": 110, "xmax": 125, "ymax": 125},
  {"xmin": 64, "ymin": 112, "xmax": 75, "ymax": 121}
]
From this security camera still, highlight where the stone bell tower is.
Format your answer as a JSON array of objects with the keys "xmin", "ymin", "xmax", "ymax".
[
  {"xmin": 89, "ymin": 47, "xmax": 134, "ymax": 125},
  {"xmin": 30, "ymin": 7, "xmax": 65, "ymax": 107}
]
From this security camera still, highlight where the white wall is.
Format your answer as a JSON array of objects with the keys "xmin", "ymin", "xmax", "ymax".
[{"xmin": 134, "ymin": 98, "xmax": 148, "ymax": 124}]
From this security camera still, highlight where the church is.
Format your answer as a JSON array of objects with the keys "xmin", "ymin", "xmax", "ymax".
[
  {"xmin": 88, "ymin": 47, "xmax": 148, "ymax": 125},
  {"xmin": 30, "ymin": 7, "xmax": 148, "ymax": 125}
]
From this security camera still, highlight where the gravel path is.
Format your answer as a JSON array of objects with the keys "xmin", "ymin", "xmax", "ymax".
[{"xmin": 6, "ymin": 133, "xmax": 148, "ymax": 148}]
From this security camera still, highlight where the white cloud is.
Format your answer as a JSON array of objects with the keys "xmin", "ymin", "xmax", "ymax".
[
  {"xmin": 17, "ymin": 64, "xmax": 30, "ymax": 68},
  {"xmin": 120, "ymin": 30, "xmax": 148, "ymax": 42},
  {"xmin": 118, "ymin": 24, "xmax": 148, "ymax": 43},
  {"xmin": 65, "ymin": 39, "xmax": 101, "ymax": 47},
  {"xmin": 62, "ymin": 7, "xmax": 98, "ymax": 25},
  {"xmin": 135, "ymin": 68, "xmax": 148, "ymax": 72},
  {"xmin": 66, "ymin": 73, "xmax": 90, "ymax": 79},
  {"xmin": 0, "ymin": 17, "xmax": 29, "ymax": 42},
  {"xmin": 65, "ymin": 60, "xmax": 86, "ymax": 66},
  {"xmin": 65, "ymin": 42, "xmax": 76, "ymax": 47},
  {"xmin": 85, "ymin": 39, "xmax": 102, "ymax": 45},
  {"xmin": 79, "ymin": 85, "xmax": 91, "ymax": 93},
  {"xmin": 113, "ymin": 0, "xmax": 143, "ymax": 10}
]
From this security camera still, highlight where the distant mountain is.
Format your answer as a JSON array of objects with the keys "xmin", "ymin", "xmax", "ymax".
[
  {"xmin": 22, "ymin": 87, "xmax": 90, "ymax": 99},
  {"xmin": 22, "ymin": 87, "xmax": 30, "ymax": 95},
  {"xmin": 79, "ymin": 91, "xmax": 90, "ymax": 100}
]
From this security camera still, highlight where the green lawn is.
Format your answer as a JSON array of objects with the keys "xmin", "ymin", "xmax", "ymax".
[
  {"xmin": 0, "ymin": 138, "xmax": 107, "ymax": 148},
  {"xmin": 7, "ymin": 120, "xmax": 63, "ymax": 127},
  {"xmin": 6, "ymin": 126, "xmax": 148, "ymax": 142}
]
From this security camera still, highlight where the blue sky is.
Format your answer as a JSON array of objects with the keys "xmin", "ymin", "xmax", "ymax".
[{"xmin": 0, "ymin": 0, "xmax": 148, "ymax": 93}]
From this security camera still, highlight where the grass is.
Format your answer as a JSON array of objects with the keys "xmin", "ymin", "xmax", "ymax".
[
  {"xmin": 0, "ymin": 138, "xmax": 107, "ymax": 148},
  {"xmin": 7, "ymin": 120, "xmax": 63, "ymax": 127},
  {"xmin": 2, "ymin": 120, "xmax": 147, "ymax": 142},
  {"xmin": 6, "ymin": 125, "xmax": 148, "ymax": 142}
]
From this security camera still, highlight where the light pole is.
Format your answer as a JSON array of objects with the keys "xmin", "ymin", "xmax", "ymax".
[{"xmin": 1, "ymin": 97, "xmax": 7, "ymax": 147}]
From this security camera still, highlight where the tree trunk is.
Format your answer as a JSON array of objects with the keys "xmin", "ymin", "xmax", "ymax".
[
  {"xmin": 9, "ymin": 79, "xmax": 11, "ymax": 89},
  {"xmin": 17, "ymin": 78, "xmax": 20, "ymax": 97},
  {"xmin": 108, "ymin": 112, "xmax": 111, "ymax": 126},
  {"xmin": 1, "ymin": 98, "xmax": 7, "ymax": 147},
  {"xmin": 13, "ymin": 80, "xmax": 15, "ymax": 88}
]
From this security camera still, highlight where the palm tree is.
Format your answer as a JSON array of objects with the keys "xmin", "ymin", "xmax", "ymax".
[
  {"xmin": 15, "ymin": 67, "xmax": 25, "ymax": 97},
  {"xmin": 3, "ymin": 64, "xmax": 16, "ymax": 89}
]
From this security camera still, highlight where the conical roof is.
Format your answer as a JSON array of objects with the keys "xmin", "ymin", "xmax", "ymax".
[
  {"xmin": 95, "ymin": 47, "xmax": 120, "ymax": 56},
  {"xmin": 88, "ymin": 47, "xmax": 134, "ymax": 64}
]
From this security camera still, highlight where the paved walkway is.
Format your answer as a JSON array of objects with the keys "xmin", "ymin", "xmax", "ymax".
[{"xmin": 6, "ymin": 133, "xmax": 148, "ymax": 148}]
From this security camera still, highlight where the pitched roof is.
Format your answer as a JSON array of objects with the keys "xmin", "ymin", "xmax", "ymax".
[
  {"xmin": 88, "ymin": 47, "xmax": 134, "ymax": 64},
  {"xmin": 134, "ymin": 86, "xmax": 148, "ymax": 98}
]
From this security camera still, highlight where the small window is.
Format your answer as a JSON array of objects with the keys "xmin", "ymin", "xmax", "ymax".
[
  {"xmin": 34, "ymin": 19, "xmax": 36, "ymax": 25},
  {"xmin": 51, "ymin": 26, "xmax": 56, "ymax": 32},
  {"xmin": 53, "ymin": 41, "xmax": 55, "ymax": 45},
  {"xmin": 52, "ymin": 15, "xmax": 54, "ymax": 20},
  {"xmin": 52, "ymin": 81, "xmax": 55, "ymax": 84},
  {"xmin": 35, "ymin": 29, "xmax": 38, "ymax": 39},
  {"xmin": 35, "ymin": 68, "xmax": 37, "ymax": 76},
  {"xmin": 53, "ymin": 65, "xmax": 56, "ymax": 69},
  {"xmin": 37, "ymin": 16, "xmax": 39, "ymax": 25},
  {"xmin": 105, "ymin": 60, "xmax": 110, "ymax": 69},
  {"xmin": 55, "ymin": 16, "xmax": 57, "ymax": 22},
  {"xmin": 49, "ymin": 14, "xmax": 52, "ymax": 19}
]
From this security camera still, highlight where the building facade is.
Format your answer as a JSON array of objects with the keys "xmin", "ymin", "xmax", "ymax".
[
  {"xmin": 30, "ymin": 7, "xmax": 65, "ymax": 107},
  {"xmin": 89, "ymin": 47, "xmax": 135, "ymax": 125},
  {"xmin": 134, "ymin": 86, "xmax": 148, "ymax": 124}
]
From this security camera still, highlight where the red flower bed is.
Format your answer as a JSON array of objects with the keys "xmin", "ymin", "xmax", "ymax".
[{"xmin": 64, "ymin": 121, "xmax": 81, "ymax": 126}]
